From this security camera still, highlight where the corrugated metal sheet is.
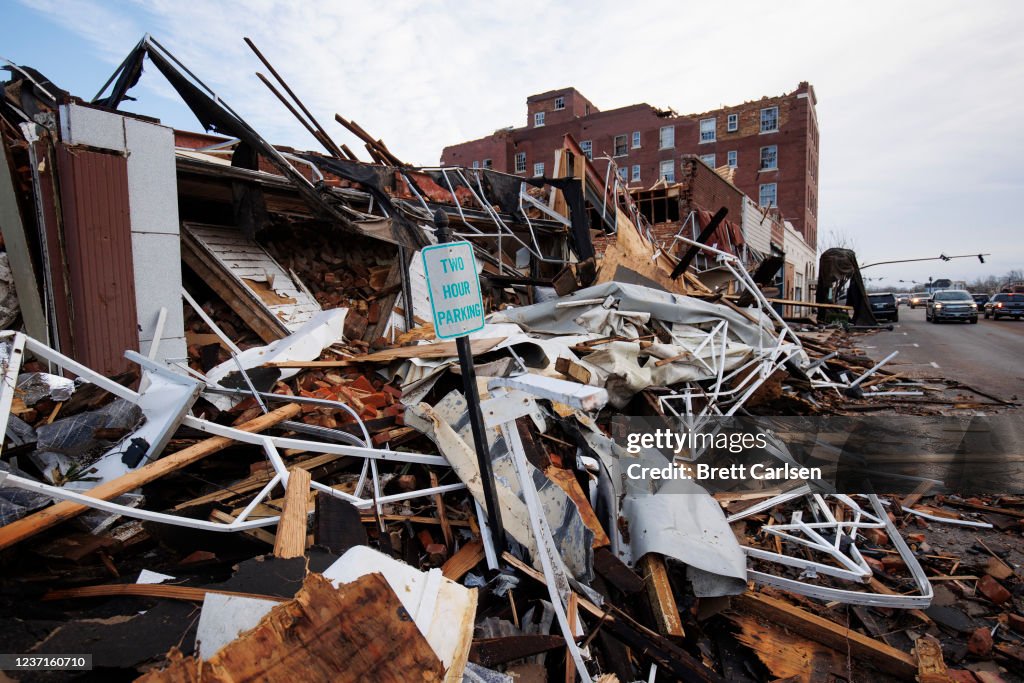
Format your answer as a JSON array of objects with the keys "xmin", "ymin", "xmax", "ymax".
[
  {"xmin": 184, "ymin": 224, "xmax": 321, "ymax": 333},
  {"xmin": 56, "ymin": 145, "xmax": 138, "ymax": 376}
]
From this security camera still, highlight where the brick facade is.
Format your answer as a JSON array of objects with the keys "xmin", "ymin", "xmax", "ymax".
[{"xmin": 442, "ymin": 83, "xmax": 818, "ymax": 248}]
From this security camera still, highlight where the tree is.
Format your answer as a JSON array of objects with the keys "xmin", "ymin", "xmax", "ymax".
[{"xmin": 818, "ymin": 227, "xmax": 858, "ymax": 255}]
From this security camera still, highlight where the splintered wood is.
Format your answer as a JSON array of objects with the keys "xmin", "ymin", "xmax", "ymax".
[{"xmin": 138, "ymin": 573, "xmax": 444, "ymax": 683}]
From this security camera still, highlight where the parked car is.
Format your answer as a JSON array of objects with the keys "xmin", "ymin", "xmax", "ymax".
[
  {"xmin": 971, "ymin": 293, "xmax": 990, "ymax": 307},
  {"xmin": 868, "ymin": 292, "xmax": 898, "ymax": 322},
  {"xmin": 909, "ymin": 293, "xmax": 931, "ymax": 309},
  {"xmin": 926, "ymin": 290, "xmax": 978, "ymax": 324},
  {"xmin": 983, "ymin": 293, "xmax": 1024, "ymax": 320}
]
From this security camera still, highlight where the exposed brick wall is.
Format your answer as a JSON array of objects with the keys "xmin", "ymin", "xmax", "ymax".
[{"xmin": 441, "ymin": 83, "xmax": 819, "ymax": 249}]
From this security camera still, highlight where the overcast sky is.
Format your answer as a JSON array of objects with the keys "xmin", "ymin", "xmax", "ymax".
[{"xmin": 3, "ymin": 1, "xmax": 1021, "ymax": 289}]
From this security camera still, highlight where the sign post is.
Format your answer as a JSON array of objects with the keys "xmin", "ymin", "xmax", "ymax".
[{"xmin": 424, "ymin": 209, "xmax": 506, "ymax": 551}]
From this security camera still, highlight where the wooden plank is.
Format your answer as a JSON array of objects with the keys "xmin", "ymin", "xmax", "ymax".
[
  {"xmin": 209, "ymin": 509, "xmax": 276, "ymax": 545},
  {"xmin": 137, "ymin": 573, "xmax": 443, "ymax": 683},
  {"xmin": 639, "ymin": 554, "xmax": 685, "ymax": 638},
  {"xmin": 44, "ymin": 583, "xmax": 286, "ymax": 604},
  {"xmin": 430, "ymin": 471, "xmax": 455, "ymax": 552},
  {"xmin": 544, "ymin": 467, "xmax": 611, "ymax": 548},
  {"xmin": 265, "ymin": 337, "xmax": 505, "ymax": 367},
  {"xmin": 554, "ymin": 356, "xmax": 593, "ymax": 384},
  {"xmin": 273, "ymin": 468, "xmax": 311, "ymax": 559},
  {"xmin": 914, "ymin": 634, "xmax": 954, "ymax": 683},
  {"xmin": 734, "ymin": 591, "xmax": 917, "ymax": 679},
  {"xmin": 0, "ymin": 404, "xmax": 301, "ymax": 551},
  {"xmin": 442, "ymin": 540, "xmax": 485, "ymax": 581}
]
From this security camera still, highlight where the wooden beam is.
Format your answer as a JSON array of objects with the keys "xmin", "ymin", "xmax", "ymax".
[
  {"xmin": 44, "ymin": 583, "xmax": 286, "ymax": 604},
  {"xmin": 442, "ymin": 540, "xmax": 485, "ymax": 581},
  {"xmin": 0, "ymin": 404, "xmax": 300, "ymax": 550},
  {"xmin": 430, "ymin": 471, "xmax": 455, "ymax": 552},
  {"xmin": 914, "ymin": 634, "xmax": 954, "ymax": 683},
  {"xmin": 266, "ymin": 337, "xmax": 505, "ymax": 367},
  {"xmin": 639, "ymin": 554, "xmax": 685, "ymax": 638},
  {"xmin": 734, "ymin": 591, "xmax": 917, "ymax": 679},
  {"xmin": 274, "ymin": 468, "xmax": 311, "ymax": 559}
]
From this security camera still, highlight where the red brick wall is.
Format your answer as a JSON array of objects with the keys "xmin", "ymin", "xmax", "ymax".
[{"xmin": 441, "ymin": 83, "xmax": 819, "ymax": 249}]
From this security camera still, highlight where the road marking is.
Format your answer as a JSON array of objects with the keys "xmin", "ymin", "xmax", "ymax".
[
  {"xmin": 930, "ymin": 361, "xmax": 940, "ymax": 369},
  {"xmin": 913, "ymin": 343, "xmax": 919, "ymax": 348}
]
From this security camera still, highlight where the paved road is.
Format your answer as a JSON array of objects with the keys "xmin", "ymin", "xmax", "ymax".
[{"xmin": 857, "ymin": 304, "xmax": 1024, "ymax": 402}]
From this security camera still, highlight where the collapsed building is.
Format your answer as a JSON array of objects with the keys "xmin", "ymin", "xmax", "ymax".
[{"xmin": 0, "ymin": 36, "xmax": 1022, "ymax": 683}]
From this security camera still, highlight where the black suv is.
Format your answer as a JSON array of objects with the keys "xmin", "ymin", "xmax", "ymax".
[
  {"xmin": 983, "ymin": 293, "xmax": 1024, "ymax": 320},
  {"xmin": 926, "ymin": 290, "xmax": 978, "ymax": 324},
  {"xmin": 867, "ymin": 292, "xmax": 898, "ymax": 322}
]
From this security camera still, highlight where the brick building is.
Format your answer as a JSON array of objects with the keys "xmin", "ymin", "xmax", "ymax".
[{"xmin": 441, "ymin": 82, "xmax": 819, "ymax": 248}]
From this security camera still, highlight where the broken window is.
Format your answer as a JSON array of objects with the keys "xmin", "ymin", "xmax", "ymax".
[
  {"xmin": 699, "ymin": 118, "xmax": 716, "ymax": 143},
  {"xmin": 617, "ymin": 166, "xmax": 628, "ymax": 182},
  {"xmin": 580, "ymin": 140, "xmax": 592, "ymax": 160},
  {"xmin": 533, "ymin": 162, "xmax": 545, "ymax": 177},
  {"xmin": 659, "ymin": 159, "xmax": 675, "ymax": 182},
  {"xmin": 472, "ymin": 160, "xmax": 480, "ymax": 169},
  {"xmin": 760, "ymin": 106, "xmax": 779, "ymax": 133},
  {"xmin": 759, "ymin": 182, "xmax": 777, "ymax": 207},
  {"xmin": 760, "ymin": 145, "xmax": 778, "ymax": 170},
  {"xmin": 483, "ymin": 158, "xmax": 493, "ymax": 169},
  {"xmin": 514, "ymin": 152, "xmax": 526, "ymax": 173},
  {"xmin": 632, "ymin": 131, "xmax": 641, "ymax": 148},
  {"xmin": 700, "ymin": 153, "xmax": 716, "ymax": 167},
  {"xmin": 613, "ymin": 135, "xmax": 628, "ymax": 157},
  {"xmin": 659, "ymin": 125, "xmax": 674, "ymax": 149},
  {"xmin": 554, "ymin": 96, "xmax": 565, "ymax": 110},
  {"xmin": 727, "ymin": 150, "xmax": 738, "ymax": 167},
  {"xmin": 631, "ymin": 164, "xmax": 641, "ymax": 182},
  {"xmin": 727, "ymin": 113, "xmax": 738, "ymax": 132},
  {"xmin": 534, "ymin": 111, "xmax": 545, "ymax": 127}
]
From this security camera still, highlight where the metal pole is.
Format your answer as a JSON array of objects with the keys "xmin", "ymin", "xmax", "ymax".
[{"xmin": 433, "ymin": 209, "xmax": 507, "ymax": 550}]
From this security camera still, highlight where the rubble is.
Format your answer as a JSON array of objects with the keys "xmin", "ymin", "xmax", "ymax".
[{"xmin": 0, "ymin": 34, "xmax": 1022, "ymax": 683}]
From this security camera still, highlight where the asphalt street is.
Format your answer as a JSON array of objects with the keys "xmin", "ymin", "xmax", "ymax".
[{"xmin": 858, "ymin": 304, "xmax": 1024, "ymax": 403}]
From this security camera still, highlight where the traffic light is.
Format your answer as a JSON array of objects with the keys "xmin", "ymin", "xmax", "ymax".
[{"xmin": 978, "ymin": 254, "xmax": 985, "ymax": 263}]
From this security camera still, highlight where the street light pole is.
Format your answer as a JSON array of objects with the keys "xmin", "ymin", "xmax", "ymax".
[{"xmin": 861, "ymin": 253, "xmax": 989, "ymax": 270}]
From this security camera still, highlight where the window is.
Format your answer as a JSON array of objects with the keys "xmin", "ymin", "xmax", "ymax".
[
  {"xmin": 759, "ymin": 183, "xmax": 777, "ymax": 207},
  {"xmin": 700, "ymin": 153, "xmax": 716, "ymax": 167},
  {"xmin": 659, "ymin": 125, "xmax": 675, "ymax": 149},
  {"xmin": 632, "ymin": 131, "xmax": 641, "ymax": 148},
  {"xmin": 514, "ymin": 152, "xmax": 526, "ymax": 173},
  {"xmin": 659, "ymin": 159, "xmax": 675, "ymax": 183},
  {"xmin": 699, "ymin": 117, "xmax": 716, "ymax": 143},
  {"xmin": 613, "ymin": 134, "xmax": 628, "ymax": 156},
  {"xmin": 533, "ymin": 162, "xmax": 545, "ymax": 177},
  {"xmin": 631, "ymin": 164, "xmax": 641, "ymax": 182},
  {"xmin": 554, "ymin": 96, "xmax": 565, "ymax": 111},
  {"xmin": 483, "ymin": 159, "xmax": 493, "ymax": 169},
  {"xmin": 472, "ymin": 160, "xmax": 480, "ymax": 169},
  {"xmin": 760, "ymin": 145, "xmax": 778, "ymax": 170},
  {"xmin": 727, "ymin": 150, "xmax": 737, "ymax": 167},
  {"xmin": 760, "ymin": 106, "xmax": 778, "ymax": 133},
  {"xmin": 727, "ymin": 113, "xmax": 738, "ymax": 132},
  {"xmin": 534, "ymin": 111, "xmax": 545, "ymax": 127},
  {"xmin": 580, "ymin": 140, "xmax": 592, "ymax": 160},
  {"xmin": 617, "ymin": 167, "xmax": 628, "ymax": 181}
]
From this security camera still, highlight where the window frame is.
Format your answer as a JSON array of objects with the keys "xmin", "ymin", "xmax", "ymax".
[
  {"xmin": 699, "ymin": 153, "xmax": 716, "ymax": 167},
  {"xmin": 534, "ymin": 111, "xmax": 545, "ymax": 127},
  {"xmin": 699, "ymin": 117, "xmax": 716, "ymax": 143},
  {"xmin": 483, "ymin": 158, "xmax": 493, "ymax": 170},
  {"xmin": 727, "ymin": 113, "xmax": 738, "ymax": 132},
  {"xmin": 760, "ymin": 106, "xmax": 779, "ymax": 133},
  {"xmin": 759, "ymin": 182, "xmax": 777, "ymax": 207},
  {"xmin": 631, "ymin": 164, "xmax": 641, "ymax": 182},
  {"xmin": 659, "ymin": 125, "xmax": 675, "ymax": 150},
  {"xmin": 631, "ymin": 131, "xmax": 641, "ymax": 149},
  {"xmin": 613, "ymin": 134, "xmax": 628, "ymax": 157},
  {"xmin": 513, "ymin": 152, "xmax": 526, "ymax": 174},
  {"xmin": 580, "ymin": 140, "xmax": 593, "ymax": 160},
  {"xmin": 759, "ymin": 145, "xmax": 778, "ymax": 171},
  {"xmin": 533, "ymin": 161, "xmax": 545, "ymax": 177},
  {"xmin": 727, "ymin": 150, "xmax": 737, "ymax": 168},
  {"xmin": 659, "ymin": 159, "xmax": 676, "ymax": 183},
  {"xmin": 554, "ymin": 96, "xmax": 565, "ymax": 111}
]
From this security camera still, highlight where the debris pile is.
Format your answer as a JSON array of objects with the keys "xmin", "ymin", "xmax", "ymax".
[{"xmin": 1, "ymin": 35, "xmax": 1021, "ymax": 683}]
